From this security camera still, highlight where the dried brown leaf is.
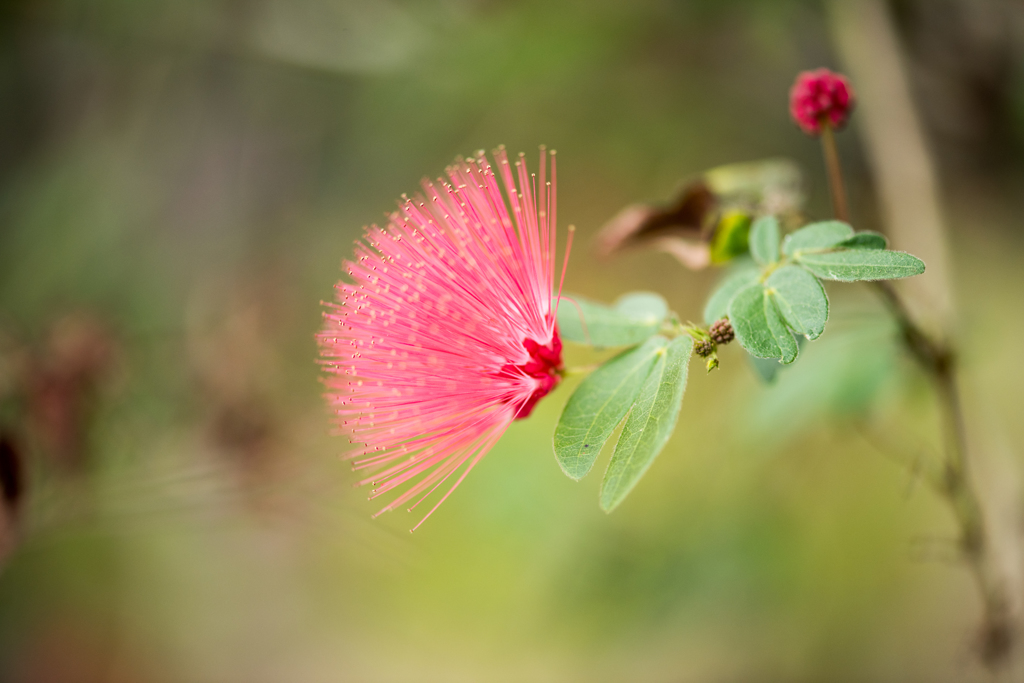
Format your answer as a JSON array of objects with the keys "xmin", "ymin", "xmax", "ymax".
[{"xmin": 596, "ymin": 181, "xmax": 716, "ymax": 264}]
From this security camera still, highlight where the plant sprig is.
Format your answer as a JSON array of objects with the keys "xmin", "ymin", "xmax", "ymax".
[{"xmin": 552, "ymin": 213, "xmax": 924, "ymax": 512}]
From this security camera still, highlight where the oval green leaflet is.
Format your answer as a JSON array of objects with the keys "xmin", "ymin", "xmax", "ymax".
[
  {"xmin": 836, "ymin": 231, "xmax": 887, "ymax": 250},
  {"xmin": 793, "ymin": 249, "xmax": 925, "ymax": 282},
  {"xmin": 556, "ymin": 291, "xmax": 669, "ymax": 347},
  {"xmin": 600, "ymin": 335, "xmax": 693, "ymax": 512},
  {"xmin": 749, "ymin": 215, "xmax": 781, "ymax": 266},
  {"xmin": 728, "ymin": 283, "xmax": 799, "ymax": 364},
  {"xmin": 554, "ymin": 336, "xmax": 668, "ymax": 480},
  {"xmin": 703, "ymin": 261, "xmax": 760, "ymax": 324},
  {"xmin": 781, "ymin": 220, "xmax": 854, "ymax": 257},
  {"xmin": 764, "ymin": 265, "xmax": 828, "ymax": 340}
]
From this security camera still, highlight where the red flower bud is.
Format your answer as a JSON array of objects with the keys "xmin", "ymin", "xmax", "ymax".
[{"xmin": 789, "ymin": 68, "xmax": 855, "ymax": 136}]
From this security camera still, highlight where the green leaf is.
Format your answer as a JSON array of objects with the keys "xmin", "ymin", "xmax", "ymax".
[
  {"xmin": 556, "ymin": 292, "xmax": 668, "ymax": 347},
  {"xmin": 781, "ymin": 221, "xmax": 853, "ymax": 257},
  {"xmin": 837, "ymin": 232, "xmax": 887, "ymax": 250},
  {"xmin": 728, "ymin": 284, "xmax": 778, "ymax": 359},
  {"xmin": 749, "ymin": 215, "xmax": 781, "ymax": 266},
  {"xmin": 702, "ymin": 262, "xmax": 759, "ymax": 324},
  {"xmin": 728, "ymin": 283, "xmax": 800, "ymax": 364},
  {"xmin": 614, "ymin": 292, "xmax": 669, "ymax": 322},
  {"xmin": 600, "ymin": 336, "xmax": 693, "ymax": 512},
  {"xmin": 765, "ymin": 294, "xmax": 798, "ymax": 364},
  {"xmin": 749, "ymin": 336, "xmax": 807, "ymax": 383},
  {"xmin": 749, "ymin": 355, "xmax": 782, "ymax": 383},
  {"xmin": 709, "ymin": 211, "xmax": 751, "ymax": 264},
  {"xmin": 794, "ymin": 249, "xmax": 926, "ymax": 281},
  {"xmin": 553, "ymin": 337, "xmax": 667, "ymax": 480},
  {"xmin": 765, "ymin": 265, "xmax": 828, "ymax": 340},
  {"xmin": 745, "ymin": 319, "xmax": 898, "ymax": 444}
]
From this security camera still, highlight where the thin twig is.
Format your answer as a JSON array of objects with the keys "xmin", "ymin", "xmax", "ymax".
[{"xmin": 819, "ymin": 115, "xmax": 1014, "ymax": 668}]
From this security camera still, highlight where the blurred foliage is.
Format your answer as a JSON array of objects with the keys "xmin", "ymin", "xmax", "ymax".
[{"xmin": 0, "ymin": 0, "xmax": 1022, "ymax": 681}]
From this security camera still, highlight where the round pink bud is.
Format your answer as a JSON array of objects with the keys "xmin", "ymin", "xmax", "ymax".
[{"xmin": 789, "ymin": 68, "xmax": 855, "ymax": 136}]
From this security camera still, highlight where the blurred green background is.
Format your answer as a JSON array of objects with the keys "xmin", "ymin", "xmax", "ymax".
[{"xmin": 1, "ymin": 0, "xmax": 1023, "ymax": 680}]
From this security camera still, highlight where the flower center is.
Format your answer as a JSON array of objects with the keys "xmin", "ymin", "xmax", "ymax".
[{"xmin": 505, "ymin": 331, "xmax": 563, "ymax": 420}]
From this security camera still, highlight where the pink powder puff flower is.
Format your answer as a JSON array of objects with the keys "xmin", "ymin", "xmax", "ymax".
[
  {"xmin": 318, "ymin": 147, "xmax": 571, "ymax": 530},
  {"xmin": 789, "ymin": 68, "xmax": 855, "ymax": 135}
]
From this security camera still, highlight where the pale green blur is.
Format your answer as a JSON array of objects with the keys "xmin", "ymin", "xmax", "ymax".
[{"xmin": 0, "ymin": 1, "xmax": 1023, "ymax": 681}]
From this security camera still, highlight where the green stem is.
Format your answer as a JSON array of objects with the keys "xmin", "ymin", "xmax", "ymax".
[{"xmin": 662, "ymin": 320, "xmax": 709, "ymax": 342}]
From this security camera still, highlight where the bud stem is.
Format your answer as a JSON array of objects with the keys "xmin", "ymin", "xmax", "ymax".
[{"xmin": 819, "ymin": 120, "xmax": 850, "ymax": 223}]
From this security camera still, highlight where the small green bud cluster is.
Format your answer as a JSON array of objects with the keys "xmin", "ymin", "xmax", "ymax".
[{"xmin": 691, "ymin": 318, "xmax": 733, "ymax": 372}]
